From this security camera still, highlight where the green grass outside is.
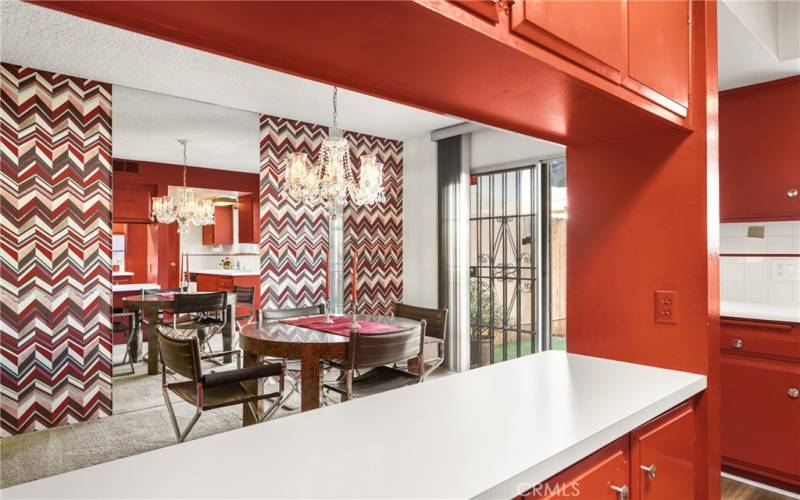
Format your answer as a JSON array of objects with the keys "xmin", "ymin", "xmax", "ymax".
[{"xmin": 489, "ymin": 335, "xmax": 566, "ymax": 363}]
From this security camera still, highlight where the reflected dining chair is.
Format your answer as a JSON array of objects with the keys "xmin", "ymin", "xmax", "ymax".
[
  {"xmin": 394, "ymin": 303, "xmax": 448, "ymax": 376},
  {"xmin": 111, "ymin": 311, "xmax": 137, "ymax": 375},
  {"xmin": 172, "ymin": 292, "xmax": 228, "ymax": 355},
  {"xmin": 323, "ymin": 320, "xmax": 426, "ymax": 402},
  {"xmin": 157, "ymin": 325, "xmax": 284, "ymax": 442},
  {"xmin": 259, "ymin": 304, "xmax": 326, "ymax": 408}
]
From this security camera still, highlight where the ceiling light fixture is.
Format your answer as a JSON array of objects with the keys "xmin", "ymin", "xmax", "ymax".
[
  {"xmin": 151, "ymin": 139, "xmax": 215, "ymax": 233},
  {"xmin": 283, "ymin": 87, "xmax": 385, "ymax": 218}
]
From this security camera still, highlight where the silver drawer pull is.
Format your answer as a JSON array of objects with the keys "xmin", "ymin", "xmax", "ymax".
[
  {"xmin": 789, "ymin": 388, "xmax": 799, "ymax": 399},
  {"xmin": 610, "ymin": 484, "xmax": 629, "ymax": 500},
  {"xmin": 732, "ymin": 339, "xmax": 743, "ymax": 349},
  {"xmin": 641, "ymin": 463, "xmax": 657, "ymax": 479}
]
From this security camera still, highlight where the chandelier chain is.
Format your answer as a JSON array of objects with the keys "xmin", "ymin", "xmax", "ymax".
[{"xmin": 332, "ymin": 87, "xmax": 338, "ymax": 131}]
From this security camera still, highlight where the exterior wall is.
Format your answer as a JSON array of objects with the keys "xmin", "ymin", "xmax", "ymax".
[{"xmin": 0, "ymin": 63, "xmax": 113, "ymax": 435}]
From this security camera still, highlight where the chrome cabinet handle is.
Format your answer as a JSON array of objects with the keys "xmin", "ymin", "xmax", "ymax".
[
  {"xmin": 789, "ymin": 388, "xmax": 800, "ymax": 399},
  {"xmin": 641, "ymin": 463, "xmax": 657, "ymax": 479},
  {"xmin": 610, "ymin": 484, "xmax": 629, "ymax": 500},
  {"xmin": 732, "ymin": 339, "xmax": 743, "ymax": 349}
]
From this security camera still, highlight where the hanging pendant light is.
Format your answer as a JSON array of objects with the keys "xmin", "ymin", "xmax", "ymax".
[
  {"xmin": 151, "ymin": 139, "xmax": 215, "ymax": 233},
  {"xmin": 283, "ymin": 87, "xmax": 386, "ymax": 218}
]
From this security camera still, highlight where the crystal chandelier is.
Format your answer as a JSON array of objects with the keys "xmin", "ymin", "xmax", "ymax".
[
  {"xmin": 151, "ymin": 139, "xmax": 215, "ymax": 233},
  {"xmin": 284, "ymin": 87, "xmax": 386, "ymax": 218}
]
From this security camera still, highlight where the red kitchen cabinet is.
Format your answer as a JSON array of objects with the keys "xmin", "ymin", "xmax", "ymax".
[
  {"xmin": 510, "ymin": 0, "xmax": 627, "ymax": 84},
  {"xmin": 196, "ymin": 274, "xmax": 219, "ymax": 292},
  {"xmin": 113, "ymin": 184, "xmax": 154, "ymax": 223},
  {"xmin": 721, "ymin": 355, "xmax": 800, "ymax": 487},
  {"xmin": 237, "ymin": 193, "xmax": 259, "ymax": 244},
  {"xmin": 202, "ymin": 205, "xmax": 234, "ymax": 245},
  {"xmin": 625, "ymin": 0, "xmax": 689, "ymax": 116},
  {"xmin": 630, "ymin": 402, "xmax": 695, "ymax": 500},
  {"xmin": 112, "ymin": 275, "xmax": 132, "ymax": 285},
  {"xmin": 520, "ymin": 438, "xmax": 630, "ymax": 499},
  {"xmin": 450, "ymin": 0, "xmax": 499, "ymax": 24}
]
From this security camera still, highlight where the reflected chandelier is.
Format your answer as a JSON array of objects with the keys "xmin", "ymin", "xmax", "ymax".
[
  {"xmin": 151, "ymin": 139, "xmax": 215, "ymax": 234},
  {"xmin": 284, "ymin": 87, "xmax": 386, "ymax": 218}
]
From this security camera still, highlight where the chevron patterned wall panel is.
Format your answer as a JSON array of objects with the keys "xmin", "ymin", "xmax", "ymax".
[
  {"xmin": 259, "ymin": 116, "xmax": 402, "ymax": 314},
  {"xmin": 259, "ymin": 115, "xmax": 329, "ymax": 309},
  {"xmin": 0, "ymin": 64, "xmax": 113, "ymax": 435},
  {"xmin": 343, "ymin": 132, "xmax": 403, "ymax": 316}
]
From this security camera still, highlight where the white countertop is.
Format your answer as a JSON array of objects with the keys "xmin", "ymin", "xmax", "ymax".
[
  {"xmin": 721, "ymin": 300, "xmax": 800, "ymax": 324},
  {"xmin": 3, "ymin": 352, "xmax": 705, "ymax": 499},
  {"xmin": 111, "ymin": 283, "xmax": 160, "ymax": 293},
  {"xmin": 192, "ymin": 269, "xmax": 259, "ymax": 276},
  {"xmin": 112, "ymin": 271, "xmax": 133, "ymax": 277}
]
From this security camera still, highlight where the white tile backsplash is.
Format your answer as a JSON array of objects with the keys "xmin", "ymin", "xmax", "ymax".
[{"xmin": 720, "ymin": 221, "xmax": 799, "ymax": 310}]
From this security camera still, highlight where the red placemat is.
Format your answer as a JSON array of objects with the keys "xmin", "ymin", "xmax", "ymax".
[{"xmin": 279, "ymin": 315, "xmax": 406, "ymax": 336}]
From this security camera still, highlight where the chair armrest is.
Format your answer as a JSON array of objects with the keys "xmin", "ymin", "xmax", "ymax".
[{"xmin": 202, "ymin": 362, "xmax": 282, "ymax": 388}]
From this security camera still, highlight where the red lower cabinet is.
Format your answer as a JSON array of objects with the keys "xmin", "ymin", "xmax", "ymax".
[
  {"xmin": 631, "ymin": 402, "xmax": 695, "ymax": 500},
  {"xmin": 519, "ymin": 400, "xmax": 697, "ymax": 500},
  {"xmin": 721, "ymin": 355, "xmax": 800, "ymax": 487},
  {"xmin": 521, "ymin": 437, "xmax": 630, "ymax": 499}
]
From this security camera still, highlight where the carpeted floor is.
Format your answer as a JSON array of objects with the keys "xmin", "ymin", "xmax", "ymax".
[{"xmin": 0, "ymin": 342, "xmax": 303, "ymax": 488}]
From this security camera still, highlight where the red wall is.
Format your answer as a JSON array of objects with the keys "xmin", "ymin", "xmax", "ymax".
[
  {"xmin": 719, "ymin": 76, "xmax": 800, "ymax": 221},
  {"xmin": 566, "ymin": 3, "xmax": 720, "ymax": 499},
  {"xmin": 113, "ymin": 160, "xmax": 259, "ymax": 287}
]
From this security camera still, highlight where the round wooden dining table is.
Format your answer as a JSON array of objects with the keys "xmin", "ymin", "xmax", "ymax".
[{"xmin": 240, "ymin": 314, "xmax": 421, "ymax": 423}]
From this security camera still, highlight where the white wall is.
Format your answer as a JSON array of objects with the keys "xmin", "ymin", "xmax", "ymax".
[
  {"xmin": 470, "ymin": 128, "xmax": 565, "ymax": 171},
  {"xmin": 403, "ymin": 135, "xmax": 439, "ymax": 308}
]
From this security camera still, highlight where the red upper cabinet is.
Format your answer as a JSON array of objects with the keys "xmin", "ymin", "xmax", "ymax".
[
  {"xmin": 630, "ymin": 402, "xmax": 695, "ymax": 500},
  {"xmin": 113, "ymin": 184, "xmax": 154, "ymax": 223},
  {"xmin": 510, "ymin": 0, "xmax": 627, "ymax": 83},
  {"xmin": 202, "ymin": 205, "xmax": 234, "ymax": 245},
  {"xmin": 237, "ymin": 193, "xmax": 259, "ymax": 244},
  {"xmin": 625, "ymin": 0, "xmax": 690, "ymax": 116},
  {"xmin": 450, "ymin": 0, "xmax": 500, "ymax": 24}
]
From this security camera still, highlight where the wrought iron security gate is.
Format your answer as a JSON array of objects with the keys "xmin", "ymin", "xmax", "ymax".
[{"xmin": 469, "ymin": 166, "xmax": 538, "ymax": 368}]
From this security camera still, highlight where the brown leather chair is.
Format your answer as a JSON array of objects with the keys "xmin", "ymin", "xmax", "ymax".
[
  {"xmin": 234, "ymin": 285, "xmax": 256, "ymax": 326},
  {"xmin": 259, "ymin": 304, "xmax": 326, "ymax": 408},
  {"xmin": 157, "ymin": 325, "xmax": 284, "ymax": 442},
  {"xmin": 172, "ymin": 292, "xmax": 228, "ymax": 354},
  {"xmin": 323, "ymin": 320, "xmax": 426, "ymax": 402},
  {"xmin": 394, "ymin": 303, "xmax": 448, "ymax": 376}
]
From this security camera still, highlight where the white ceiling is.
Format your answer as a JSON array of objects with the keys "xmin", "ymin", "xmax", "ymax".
[
  {"xmin": 718, "ymin": 0, "xmax": 800, "ymax": 90},
  {"xmin": 0, "ymin": 1, "xmax": 461, "ymax": 164},
  {"xmin": 113, "ymin": 86, "xmax": 260, "ymax": 172}
]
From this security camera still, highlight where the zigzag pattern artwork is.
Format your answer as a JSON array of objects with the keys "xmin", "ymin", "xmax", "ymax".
[
  {"xmin": 344, "ymin": 132, "xmax": 403, "ymax": 316},
  {"xmin": 259, "ymin": 115, "xmax": 329, "ymax": 309},
  {"xmin": 259, "ymin": 116, "xmax": 402, "ymax": 314},
  {"xmin": 0, "ymin": 63, "xmax": 113, "ymax": 435}
]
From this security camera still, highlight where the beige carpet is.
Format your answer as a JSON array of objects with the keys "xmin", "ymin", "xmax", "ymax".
[{"xmin": 1, "ymin": 343, "xmax": 302, "ymax": 488}]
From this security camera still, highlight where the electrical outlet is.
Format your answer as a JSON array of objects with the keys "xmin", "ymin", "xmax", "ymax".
[{"xmin": 655, "ymin": 290, "xmax": 677, "ymax": 324}]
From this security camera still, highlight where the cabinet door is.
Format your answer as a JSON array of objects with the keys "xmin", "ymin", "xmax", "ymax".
[
  {"xmin": 520, "ymin": 437, "xmax": 630, "ymax": 499},
  {"xmin": 625, "ymin": 0, "xmax": 689, "ymax": 115},
  {"xmin": 113, "ymin": 185, "xmax": 153, "ymax": 223},
  {"xmin": 631, "ymin": 402, "xmax": 695, "ymax": 500},
  {"xmin": 510, "ymin": 0, "xmax": 627, "ymax": 83},
  {"xmin": 218, "ymin": 276, "xmax": 234, "ymax": 292},
  {"xmin": 450, "ymin": 0, "xmax": 499, "ymax": 24},
  {"xmin": 196, "ymin": 275, "xmax": 218, "ymax": 292},
  {"xmin": 237, "ymin": 194, "xmax": 259, "ymax": 244},
  {"xmin": 721, "ymin": 355, "xmax": 800, "ymax": 480},
  {"xmin": 202, "ymin": 206, "xmax": 234, "ymax": 245}
]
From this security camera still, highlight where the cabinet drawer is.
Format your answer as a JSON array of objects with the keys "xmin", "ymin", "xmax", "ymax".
[
  {"xmin": 721, "ymin": 319, "xmax": 800, "ymax": 361},
  {"xmin": 218, "ymin": 276, "xmax": 234, "ymax": 291},
  {"xmin": 519, "ymin": 437, "xmax": 630, "ymax": 499},
  {"xmin": 721, "ymin": 356, "xmax": 800, "ymax": 481},
  {"xmin": 196, "ymin": 275, "xmax": 219, "ymax": 292}
]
